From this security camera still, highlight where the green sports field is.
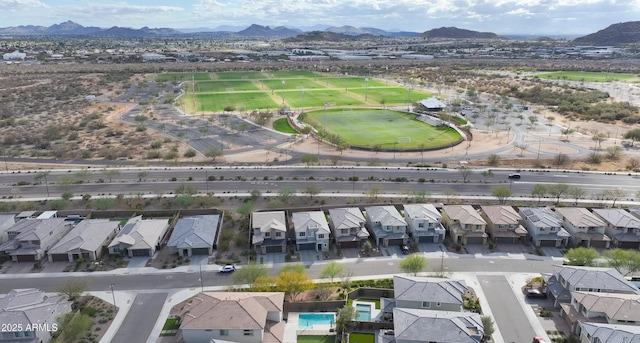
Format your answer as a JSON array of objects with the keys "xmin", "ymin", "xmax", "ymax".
[
  {"xmin": 155, "ymin": 72, "xmax": 211, "ymax": 82},
  {"xmin": 302, "ymin": 109, "xmax": 461, "ymax": 150},
  {"xmin": 536, "ymin": 71, "xmax": 640, "ymax": 82},
  {"xmin": 180, "ymin": 92, "xmax": 278, "ymax": 112},
  {"xmin": 191, "ymin": 80, "xmax": 259, "ymax": 92}
]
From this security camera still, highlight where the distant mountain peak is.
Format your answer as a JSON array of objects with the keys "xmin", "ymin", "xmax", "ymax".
[
  {"xmin": 573, "ymin": 21, "xmax": 640, "ymax": 45},
  {"xmin": 420, "ymin": 26, "xmax": 500, "ymax": 39}
]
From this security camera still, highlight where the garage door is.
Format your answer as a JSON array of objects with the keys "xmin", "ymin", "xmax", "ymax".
[
  {"xmin": 16, "ymin": 254, "xmax": 36, "ymax": 262},
  {"xmin": 539, "ymin": 240, "xmax": 557, "ymax": 247},
  {"xmin": 418, "ymin": 236, "xmax": 435, "ymax": 243},
  {"xmin": 388, "ymin": 238, "xmax": 404, "ymax": 245},
  {"xmin": 619, "ymin": 242, "xmax": 640, "ymax": 249},
  {"xmin": 192, "ymin": 248, "xmax": 210, "ymax": 255},
  {"xmin": 266, "ymin": 245, "xmax": 283, "ymax": 253},
  {"xmin": 339, "ymin": 241, "xmax": 358, "ymax": 248},
  {"xmin": 466, "ymin": 237, "xmax": 484, "ymax": 245},
  {"xmin": 496, "ymin": 237, "xmax": 514, "ymax": 244},
  {"xmin": 297, "ymin": 243, "xmax": 315, "ymax": 251},
  {"xmin": 590, "ymin": 240, "xmax": 608, "ymax": 248},
  {"xmin": 132, "ymin": 249, "xmax": 150, "ymax": 257},
  {"xmin": 51, "ymin": 254, "xmax": 70, "ymax": 262}
]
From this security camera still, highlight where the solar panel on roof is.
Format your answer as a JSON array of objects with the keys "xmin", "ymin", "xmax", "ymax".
[
  {"xmin": 121, "ymin": 223, "xmax": 136, "ymax": 235},
  {"xmin": 523, "ymin": 209, "xmax": 533, "ymax": 216}
]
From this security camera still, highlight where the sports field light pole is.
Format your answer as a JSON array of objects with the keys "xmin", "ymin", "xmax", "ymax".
[
  {"xmin": 407, "ymin": 87, "xmax": 412, "ymax": 112},
  {"xmin": 323, "ymin": 103, "xmax": 328, "ymax": 135},
  {"xmin": 301, "ymin": 88, "xmax": 305, "ymax": 114},
  {"xmin": 365, "ymin": 78, "xmax": 369, "ymax": 101},
  {"xmin": 281, "ymin": 80, "xmax": 285, "ymax": 105}
]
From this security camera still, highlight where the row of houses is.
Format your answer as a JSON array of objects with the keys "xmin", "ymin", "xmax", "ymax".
[
  {"xmin": 251, "ymin": 204, "xmax": 640, "ymax": 254},
  {"xmin": 0, "ymin": 212, "xmax": 222, "ymax": 263}
]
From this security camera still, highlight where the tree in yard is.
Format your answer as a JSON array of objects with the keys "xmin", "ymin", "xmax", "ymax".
[
  {"xmin": 531, "ymin": 184, "xmax": 547, "ymax": 203},
  {"xmin": 603, "ymin": 188, "xmax": 626, "ymax": 207},
  {"xmin": 360, "ymin": 240, "xmax": 373, "ymax": 257},
  {"xmin": 335, "ymin": 306, "xmax": 357, "ymax": 341},
  {"xmin": 303, "ymin": 184, "xmax": 322, "ymax": 199},
  {"xmin": 101, "ymin": 168, "xmax": 120, "ymax": 183},
  {"xmin": 319, "ymin": 261, "xmax": 344, "ymax": 283},
  {"xmin": 57, "ymin": 278, "xmax": 87, "ymax": 300},
  {"xmin": 54, "ymin": 312, "xmax": 92, "ymax": 343},
  {"xmin": 564, "ymin": 247, "xmax": 600, "ymax": 266},
  {"xmin": 278, "ymin": 187, "xmax": 295, "ymax": 204},
  {"xmin": 237, "ymin": 201, "xmax": 253, "ymax": 219},
  {"xmin": 232, "ymin": 262, "xmax": 268, "ymax": 285},
  {"xmin": 205, "ymin": 147, "xmax": 223, "ymax": 161},
  {"xmin": 491, "ymin": 186, "xmax": 513, "ymax": 204},
  {"xmin": 458, "ymin": 166, "xmax": 473, "ymax": 182},
  {"xmin": 314, "ymin": 283, "xmax": 334, "ymax": 301},
  {"xmin": 250, "ymin": 276, "xmax": 276, "ymax": 292},
  {"xmin": 275, "ymin": 271, "xmax": 314, "ymax": 302},
  {"xmin": 624, "ymin": 128, "xmax": 640, "ymax": 146},
  {"xmin": 568, "ymin": 186, "xmax": 587, "ymax": 205},
  {"xmin": 301, "ymin": 153, "xmax": 319, "ymax": 166},
  {"xmin": 481, "ymin": 316, "xmax": 495, "ymax": 342},
  {"xmin": 605, "ymin": 249, "xmax": 640, "ymax": 275},
  {"xmin": 399, "ymin": 253, "xmax": 428, "ymax": 276},
  {"xmin": 547, "ymin": 183, "xmax": 570, "ymax": 204}
]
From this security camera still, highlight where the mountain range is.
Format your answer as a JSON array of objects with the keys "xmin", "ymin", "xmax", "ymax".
[{"xmin": 0, "ymin": 20, "xmax": 639, "ymax": 45}]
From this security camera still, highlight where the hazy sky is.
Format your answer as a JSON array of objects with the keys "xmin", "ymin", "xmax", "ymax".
[{"xmin": 2, "ymin": 0, "xmax": 639, "ymax": 35}]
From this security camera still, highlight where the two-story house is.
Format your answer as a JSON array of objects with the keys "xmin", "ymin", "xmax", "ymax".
[
  {"xmin": 544, "ymin": 265, "xmax": 640, "ymax": 308},
  {"xmin": 441, "ymin": 205, "xmax": 488, "ymax": 245},
  {"xmin": 176, "ymin": 292, "xmax": 285, "ymax": 343},
  {"xmin": 592, "ymin": 209, "xmax": 640, "ymax": 249},
  {"xmin": 555, "ymin": 208, "xmax": 611, "ymax": 248},
  {"xmin": 519, "ymin": 207, "xmax": 570, "ymax": 248},
  {"xmin": 579, "ymin": 322, "xmax": 640, "ymax": 343},
  {"xmin": 0, "ymin": 218, "xmax": 73, "ymax": 262},
  {"xmin": 391, "ymin": 308, "xmax": 484, "ymax": 343},
  {"xmin": 402, "ymin": 204, "xmax": 446, "ymax": 244},
  {"xmin": 292, "ymin": 211, "xmax": 330, "ymax": 252},
  {"xmin": 480, "ymin": 205, "xmax": 528, "ymax": 245},
  {"xmin": 251, "ymin": 211, "xmax": 287, "ymax": 255},
  {"xmin": 393, "ymin": 275, "xmax": 472, "ymax": 312},
  {"xmin": 560, "ymin": 291, "xmax": 640, "ymax": 335},
  {"xmin": 364, "ymin": 206, "xmax": 408, "ymax": 247},
  {"xmin": 327, "ymin": 207, "xmax": 369, "ymax": 249}
]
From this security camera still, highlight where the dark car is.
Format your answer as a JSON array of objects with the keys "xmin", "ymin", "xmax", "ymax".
[
  {"xmin": 526, "ymin": 289, "xmax": 547, "ymax": 299},
  {"xmin": 399, "ymin": 244, "xmax": 410, "ymax": 255},
  {"xmin": 508, "ymin": 173, "xmax": 521, "ymax": 179}
]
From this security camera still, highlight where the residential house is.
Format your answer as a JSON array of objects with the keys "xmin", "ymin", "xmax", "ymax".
[
  {"xmin": 560, "ymin": 291, "xmax": 640, "ymax": 335},
  {"xmin": 393, "ymin": 275, "xmax": 472, "ymax": 312},
  {"xmin": 0, "ymin": 288, "xmax": 72, "ymax": 343},
  {"xmin": 176, "ymin": 292, "xmax": 284, "ymax": 343},
  {"xmin": 441, "ymin": 205, "xmax": 488, "ymax": 245},
  {"xmin": 0, "ymin": 218, "xmax": 73, "ymax": 262},
  {"xmin": 593, "ymin": 209, "xmax": 640, "ymax": 249},
  {"xmin": 0, "ymin": 214, "xmax": 15, "ymax": 244},
  {"xmin": 327, "ymin": 207, "xmax": 369, "ymax": 249},
  {"xmin": 579, "ymin": 322, "xmax": 640, "ymax": 343},
  {"xmin": 555, "ymin": 208, "xmax": 611, "ymax": 248},
  {"xmin": 364, "ymin": 206, "xmax": 409, "ymax": 247},
  {"xmin": 168, "ymin": 215, "xmax": 221, "ymax": 257},
  {"xmin": 543, "ymin": 265, "xmax": 640, "ymax": 308},
  {"xmin": 630, "ymin": 208, "xmax": 640, "ymax": 220},
  {"xmin": 48, "ymin": 219, "xmax": 120, "ymax": 262},
  {"xmin": 292, "ymin": 211, "xmax": 330, "ymax": 252},
  {"xmin": 251, "ymin": 211, "xmax": 287, "ymax": 255},
  {"xmin": 107, "ymin": 216, "xmax": 169, "ymax": 257},
  {"xmin": 402, "ymin": 204, "xmax": 446, "ymax": 244},
  {"xmin": 391, "ymin": 308, "xmax": 483, "ymax": 343},
  {"xmin": 519, "ymin": 207, "xmax": 570, "ymax": 248},
  {"xmin": 480, "ymin": 205, "xmax": 528, "ymax": 244}
]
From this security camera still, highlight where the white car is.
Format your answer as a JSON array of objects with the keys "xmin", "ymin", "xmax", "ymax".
[{"xmin": 219, "ymin": 264, "xmax": 236, "ymax": 273}]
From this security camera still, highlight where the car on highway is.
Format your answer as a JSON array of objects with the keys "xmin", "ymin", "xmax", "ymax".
[
  {"xmin": 526, "ymin": 289, "xmax": 547, "ymax": 299},
  {"xmin": 508, "ymin": 173, "xmax": 521, "ymax": 179},
  {"xmin": 219, "ymin": 264, "xmax": 236, "ymax": 273}
]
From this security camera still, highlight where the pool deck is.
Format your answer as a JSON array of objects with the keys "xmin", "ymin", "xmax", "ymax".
[
  {"xmin": 353, "ymin": 301, "xmax": 382, "ymax": 321},
  {"xmin": 284, "ymin": 312, "xmax": 337, "ymax": 343}
]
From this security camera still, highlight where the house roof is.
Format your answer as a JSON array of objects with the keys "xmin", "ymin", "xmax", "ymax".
[
  {"xmin": 328, "ymin": 207, "xmax": 365, "ymax": 230},
  {"xmin": 292, "ymin": 211, "xmax": 330, "ymax": 234},
  {"xmin": 167, "ymin": 215, "xmax": 220, "ymax": 249},
  {"xmin": 480, "ymin": 205, "xmax": 522, "ymax": 225},
  {"xmin": 0, "ymin": 288, "xmax": 72, "ymax": 332},
  {"xmin": 553, "ymin": 265, "xmax": 639, "ymax": 294},
  {"xmin": 179, "ymin": 292, "xmax": 284, "ymax": 336},
  {"xmin": 365, "ymin": 206, "xmax": 407, "ymax": 227},
  {"xmin": 580, "ymin": 322, "xmax": 640, "ymax": 343},
  {"xmin": 555, "ymin": 207, "xmax": 606, "ymax": 227},
  {"xmin": 5, "ymin": 218, "xmax": 68, "ymax": 242},
  {"xmin": 393, "ymin": 308, "xmax": 483, "ymax": 343},
  {"xmin": 252, "ymin": 211, "xmax": 286, "ymax": 232},
  {"xmin": 0, "ymin": 214, "xmax": 16, "ymax": 231},
  {"xmin": 108, "ymin": 216, "xmax": 169, "ymax": 250},
  {"xmin": 593, "ymin": 209, "xmax": 640, "ymax": 229},
  {"xmin": 419, "ymin": 97, "xmax": 447, "ymax": 109},
  {"xmin": 442, "ymin": 205, "xmax": 486, "ymax": 225},
  {"xmin": 571, "ymin": 291, "xmax": 640, "ymax": 322},
  {"xmin": 49, "ymin": 219, "xmax": 120, "ymax": 255},
  {"xmin": 403, "ymin": 204, "xmax": 441, "ymax": 223},
  {"xmin": 519, "ymin": 207, "xmax": 563, "ymax": 228},
  {"xmin": 394, "ymin": 275, "xmax": 468, "ymax": 305}
]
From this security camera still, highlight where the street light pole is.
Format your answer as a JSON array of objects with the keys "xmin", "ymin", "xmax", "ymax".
[
  {"xmin": 199, "ymin": 264, "xmax": 204, "ymax": 292},
  {"xmin": 109, "ymin": 284, "xmax": 116, "ymax": 310}
]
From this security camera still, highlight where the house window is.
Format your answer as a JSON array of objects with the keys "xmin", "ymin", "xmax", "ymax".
[
  {"xmin": 422, "ymin": 301, "xmax": 431, "ymax": 308},
  {"xmin": 220, "ymin": 329, "xmax": 228, "ymax": 336},
  {"xmin": 341, "ymin": 229, "xmax": 349, "ymax": 235},
  {"xmin": 243, "ymin": 330, "xmax": 253, "ymax": 336},
  {"xmin": 418, "ymin": 223, "xmax": 424, "ymax": 228},
  {"xmin": 275, "ymin": 232, "xmax": 282, "ymax": 237},
  {"xmin": 299, "ymin": 232, "xmax": 306, "ymax": 237},
  {"xmin": 264, "ymin": 232, "xmax": 271, "ymax": 238},
  {"xmin": 318, "ymin": 234, "xmax": 325, "ymax": 239}
]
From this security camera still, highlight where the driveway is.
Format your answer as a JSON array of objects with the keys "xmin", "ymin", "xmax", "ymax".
[{"xmin": 110, "ymin": 293, "xmax": 168, "ymax": 343}]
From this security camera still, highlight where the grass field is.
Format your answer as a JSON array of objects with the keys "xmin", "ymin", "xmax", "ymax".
[
  {"xmin": 155, "ymin": 72, "xmax": 211, "ymax": 82},
  {"xmin": 180, "ymin": 92, "xmax": 278, "ymax": 112},
  {"xmin": 348, "ymin": 87, "xmax": 432, "ymax": 104},
  {"xmin": 322, "ymin": 77, "xmax": 389, "ymax": 88},
  {"xmin": 302, "ymin": 109, "xmax": 461, "ymax": 150},
  {"xmin": 273, "ymin": 118, "xmax": 297, "ymax": 134},
  {"xmin": 214, "ymin": 71, "xmax": 265, "ymax": 80},
  {"xmin": 536, "ymin": 71, "xmax": 640, "ymax": 82},
  {"xmin": 262, "ymin": 79, "xmax": 327, "ymax": 90},
  {"xmin": 297, "ymin": 335, "xmax": 334, "ymax": 343},
  {"xmin": 349, "ymin": 333, "xmax": 374, "ymax": 343},
  {"xmin": 286, "ymin": 90, "xmax": 364, "ymax": 108},
  {"xmin": 268, "ymin": 71, "xmax": 321, "ymax": 78},
  {"xmin": 192, "ymin": 80, "xmax": 259, "ymax": 92}
]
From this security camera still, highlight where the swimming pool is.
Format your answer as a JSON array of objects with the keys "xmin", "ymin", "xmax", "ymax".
[
  {"xmin": 356, "ymin": 303, "xmax": 372, "ymax": 321},
  {"xmin": 297, "ymin": 313, "xmax": 335, "ymax": 329}
]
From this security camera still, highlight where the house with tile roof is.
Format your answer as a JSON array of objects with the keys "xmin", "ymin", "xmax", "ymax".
[
  {"xmin": 0, "ymin": 288, "xmax": 71, "ymax": 343},
  {"xmin": 48, "ymin": 219, "xmax": 120, "ymax": 262},
  {"xmin": 390, "ymin": 308, "xmax": 483, "ymax": 343},
  {"xmin": 555, "ymin": 208, "xmax": 611, "ymax": 248},
  {"xmin": 560, "ymin": 291, "xmax": 640, "ymax": 335},
  {"xmin": 328, "ymin": 207, "xmax": 369, "ymax": 249},
  {"xmin": 579, "ymin": 322, "xmax": 640, "ymax": 343},
  {"xmin": 364, "ymin": 206, "xmax": 409, "ymax": 247},
  {"xmin": 592, "ymin": 208, "xmax": 640, "ymax": 249},
  {"xmin": 292, "ymin": 211, "xmax": 330, "ymax": 252},
  {"xmin": 107, "ymin": 216, "xmax": 169, "ymax": 257},
  {"xmin": 393, "ymin": 275, "xmax": 472, "ymax": 312},
  {"xmin": 519, "ymin": 207, "xmax": 570, "ymax": 248},
  {"xmin": 402, "ymin": 204, "xmax": 446, "ymax": 244},
  {"xmin": 168, "ymin": 215, "xmax": 221, "ymax": 257},
  {"xmin": 176, "ymin": 291, "xmax": 284, "ymax": 343},
  {"xmin": 0, "ymin": 218, "xmax": 73, "ymax": 262},
  {"xmin": 251, "ymin": 211, "xmax": 287, "ymax": 255},
  {"xmin": 480, "ymin": 205, "xmax": 528, "ymax": 245},
  {"xmin": 441, "ymin": 205, "xmax": 488, "ymax": 245}
]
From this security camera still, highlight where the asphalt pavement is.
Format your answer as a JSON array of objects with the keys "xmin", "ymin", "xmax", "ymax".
[{"xmin": 110, "ymin": 293, "xmax": 168, "ymax": 343}]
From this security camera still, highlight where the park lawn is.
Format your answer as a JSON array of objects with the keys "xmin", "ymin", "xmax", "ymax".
[
  {"xmin": 297, "ymin": 335, "xmax": 334, "ymax": 343},
  {"xmin": 268, "ymin": 70, "xmax": 322, "ymax": 78},
  {"xmin": 285, "ymin": 89, "xmax": 364, "ymax": 108},
  {"xmin": 261, "ymin": 78, "xmax": 327, "ymax": 90},
  {"xmin": 193, "ymin": 80, "xmax": 259, "ymax": 92},
  {"xmin": 349, "ymin": 333, "xmax": 375, "ymax": 343},
  {"xmin": 322, "ymin": 77, "xmax": 389, "ymax": 89},
  {"xmin": 214, "ymin": 71, "xmax": 266, "ymax": 80},
  {"xmin": 536, "ymin": 71, "xmax": 639, "ymax": 82},
  {"xmin": 273, "ymin": 118, "xmax": 297, "ymax": 134},
  {"xmin": 303, "ymin": 109, "xmax": 461, "ymax": 150},
  {"xmin": 155, "ymin": 72, "xmax": 211, "ymax": 82},
  {"xmin": 349, "ymin": 88, "xmax": 432, "ymax": 105}
]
